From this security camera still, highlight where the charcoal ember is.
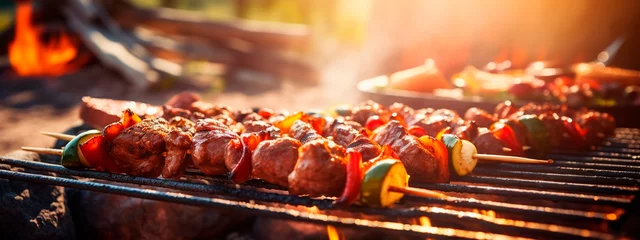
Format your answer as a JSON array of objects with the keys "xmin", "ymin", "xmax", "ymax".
[
  {"xmin": 69, "ymin": 190, "xmax": 249, "ymax": 240},
  {"xmin": 0, "ymin": 151, "xmax": 75, "ymax": 240}
]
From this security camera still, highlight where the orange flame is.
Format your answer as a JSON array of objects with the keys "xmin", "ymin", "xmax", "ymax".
[
  {"xmin": 326, "ymin": 225, "xmax": 341, "ymax": 240},
  {"xmin": 9, "ymin": 1, "xmax": 83, "ymax": 77}
]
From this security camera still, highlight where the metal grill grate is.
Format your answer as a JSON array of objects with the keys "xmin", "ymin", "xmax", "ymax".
[{"xmin": 1, "ymin": 128, "xmax": 639, "ymax": 239}]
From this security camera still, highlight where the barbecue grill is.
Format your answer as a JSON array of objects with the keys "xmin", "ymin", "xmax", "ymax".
[{"xmin": 0, "ymin": 126, "xmax": 638, "ymax": 239}]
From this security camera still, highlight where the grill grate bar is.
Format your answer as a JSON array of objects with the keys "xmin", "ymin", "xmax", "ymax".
[
  {"xmin": 423, "ymin": 183, "xmax": 632, "ymax": 206},
  {"xmin": 550, "ymin": 161, "xmax": 640, "ymax": 172},
  {"xmin": 593, "ymin": 147, "xmax": 640, "ymax": 154},
  {"xmin": 549, "ymin": 155, "xmax": 640, "ymax": 165},
  {"xmin": 602, "ymin": 142, "xmax": 640, "ymax": 149},
  {"xmin": 471, "ymin": 168, "xmax": 639, "ymax": 186},
  {"xmin": 552, "ymin": 151, "xmax": 640, "ymax": 160},
  {"xmin": 0, "ymin": 169, "xmax": 616, "ymax": 239},
  {"xmin": 479, "ymin": 163, "xmax": 640, "ymax": 179},
  {"xmin": 0, "ymin": 157, "xmax": 619, "ymax": 223},
  {"xmin": 456, "ymin": 175, "xmax": 638, "ymax": 194}
]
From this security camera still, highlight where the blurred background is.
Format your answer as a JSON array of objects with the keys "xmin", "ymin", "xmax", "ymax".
[{"xmin": 0, "ymin": 0, "xmax": 639, "ymax": 154}]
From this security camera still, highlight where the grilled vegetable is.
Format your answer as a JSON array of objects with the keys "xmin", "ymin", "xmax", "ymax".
[
  {"xmin": 365, "ymin": 115, "xmax": 385, "ymax": 131},
  {"xmin": 418, "ymin": 135, "xmax": 448, "ymax": 165},
  {"xmin": 490, "ymin": 122, "xmax": 524, "ymax": 156},
  {"xmin": 360, "ymin": 159, "xmax": 409, "ymax": 207},
  {"xmin": 230, "ymin": 132, "xmax": 269, "ymax": 184},
  {"xmin": 518, "ymin": 115, "xmax": 550, "ymax": 157},
  {"xmin": 61, "ymin": 130, "xmax": 101, "ymax": 168},
  {"xmin": 336, "ymin": 151, "xmax": 363, "ymax": 206},
  {"xmin": 274, "ymin": 112, "xmax": 304, "ymax": 133},
  {"xmin": 442, "ymin": 134, "xmax": 477, "ymax": 176},
  {"xmin": 408, "ymin": 125, "xmax": 427, "ymax": 137},
  {"xmin": 561, "ymin": 116, "xmax": 587, "ymax": 149},
  {"xmin": 78, "ymin": 135, "xmax": 120, "ymax": 172}
]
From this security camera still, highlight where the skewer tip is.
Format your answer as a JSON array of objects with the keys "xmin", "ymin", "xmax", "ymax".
[{"xmin": 40, "ymin": 131, "xmax": 76, "ymax": 141}]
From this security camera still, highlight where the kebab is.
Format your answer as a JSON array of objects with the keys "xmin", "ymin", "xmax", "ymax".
[
  {"xmin": 28, "ymin": 104, "xmax": 549, "ymax": 188},
  {"xmin": 346, "ymin": 100, "xmax": 614, "ymax": 156},
  {"xmin": 30, "ymin": 112, "xmax": 447, "ymax": 208}
]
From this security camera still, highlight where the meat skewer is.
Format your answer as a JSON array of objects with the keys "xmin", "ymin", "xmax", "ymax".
[
  {"xmin": 25, "ymin": 120, "xmax": 449, "ymax": 207},
  {"xmin": 32, "ymin": 109, "xmax": 550, "ymax": 182}
]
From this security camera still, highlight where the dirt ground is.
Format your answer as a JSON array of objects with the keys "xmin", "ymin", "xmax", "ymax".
[{"xmin": 0, "ymin": 51, "xmax": 363, "ymax": 155}]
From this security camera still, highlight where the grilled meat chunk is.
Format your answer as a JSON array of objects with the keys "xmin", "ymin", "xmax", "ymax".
[
  {"xmin": 243, "ymin": 120, "xmax": 281, "ymax": 139},
  {"xmin": 162, "ymin": 105, "xmax": 206, "ymax": 122},
  {"xmin": 452, "ymin": 121, "xmax": 479, "ymax": 141},
  {"xmin": 323, "ymin": 119, "xmax": 381, "ymax": 161},
  {"xmin": 251, "ymin": 137, "xmax": 302, "ymax": 187},
  {"xmin": 240, "ymin": 112, "xmax": 265, "ymax": 123},
  {"xmin": 191, "ymin": 119, "xmax": 239, "ymax": 176},
  {"xmin": 351, "ymin": 100, "xmax": 385, "ymax": 125},
  {"xmin": 289, "ymin": 120, "xmax": 323, "ymax": 144},
  {"xmin": 108, "ymin": 118, "xmax": 170, "ymax": 177},
  {"xmin": 464, "ymin": 107, "xmax": 497, "ymax": 128},
  {"xmin": 389, "ymin": 102, "xmax": 417, "ymax": 125},
  {"xmin": 162, "ymin": 117, "xmax": 196, "ymax": 178},
  {"xmin": 577, "ymin": 111, "xmax": 616, "ymax": 146},
  {"xmin": 372, "ymin": 120, "xmax": 449, "ymax": 183},
  {"xmin": 413, "ymin": 116, "xmax": 452, "ymax": 137},
  {"xmin": 288, "ymin": 139, "xmax": 347, "ymax": 197},
  {"xmin": 472, "ymin": 132, "xmax": 509, "ymax": 155}
]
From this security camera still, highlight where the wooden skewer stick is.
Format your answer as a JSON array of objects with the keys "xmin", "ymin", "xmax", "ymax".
[
  {"xmin": 388, "ymin": 185, "xmax": 449, "ymax": 199},
  {"xmin": 502, "ymin": 147, "xmax": 512, "ymax": 152},
  {"xmin": 474, "ymin": 154, "xmax": 552, "ymax": 164},
  {"xmin": 22, "ymin": 147, "xmax": 63, "ymax": 156},
  {"xmin": 40, "ymin": 131, "xmax": 76, "ymax": 141},
  {"xmin": 522, "ymin": 146, "xmax": 532, "ymax": 151}
]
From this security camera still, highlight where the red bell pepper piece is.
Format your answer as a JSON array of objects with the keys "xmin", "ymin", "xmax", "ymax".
[
  {"xmin": 420, "ymin": 135, "xmax": 450, "ymax": 182},
  {"xmin": 121, "ymin": 109, "xmax": 142, "ymax": 128},
  {"xmin": 419, "ymin": 135, "xmax": 449, "ymax": 165},
  {"xmin": 408, "ymin": 125, "xmax": 427, "ymax": 137},
  {"xmin": 336, "ymin": 150, "xmax": 363, "ymax": 206},
  {"xmin": 365, "ymin": 115, "xmax": 384, "ymax": 131},
  {"xmin": 257, "ymin": 108, "xmax": 274, "ymax": 119},
  {"xmin": 230, "ymin": 132, "xmax": 270, "ymax": 183},
  {"xmin": 490, "ymin": 122, "xmax": 524, "ymax": 156},
  {"xmin": 561, "ymin": 116, "xmax": 587, "ymax": 149},
  {"xmin": 103, "ymin": 122, "xmax": 125, "ymax": 142},
  {"xmin": 308, "ymin": 117, "xmax": 326, "ymax": 136},
  {"xmin": 79, "ymin": 135, "xmax": 121, "ymax": 172}
]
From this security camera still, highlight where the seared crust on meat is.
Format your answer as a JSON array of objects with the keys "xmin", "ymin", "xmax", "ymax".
[
  {"xmin": 472, "ymin": 132, "xmax": 508, "ymax": 155},
  {"xmin": 372, "ymin": 121, "xmax": 448, "ymax": 183},
  {"xmin": 350, "ymin": 101, "xmax": 385, "ymax": 125},
  {"xmin": 243, "ymin": 120, "xmax": 281, "ymax": 139},
  {"xmin": 289, "ymin": 120, "xmax": 323, "ymax": 144},
  {"xmin": 324, "ymin": 119, "xmax": 381, "ymax": 161},
  {"xmin": 252, "ymin": 137, "xmax": 302, "ymax": 187},
  {"xmin": 464, "ymin": 107, "xmax": 497, "ymax": 128},
  {"xmin": 108, "ymin": 118, "xmax": 170, "ymax": 177},
  {"xmin": 162, "ymin": 117, "xmax": 196, "ymax": 178},
  {"xmin": 191, "ymin": 119, "xmax": 239, "ymax": 176},
  {"xmin": 288, "ymin": 139, "xmax": 347, "ymax": 197}
]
